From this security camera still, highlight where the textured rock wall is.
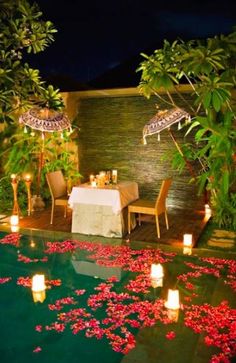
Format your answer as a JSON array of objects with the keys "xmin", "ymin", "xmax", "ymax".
[{"xmin": 76, "ymin": 93, "xmax": 204, "ymax": 210}]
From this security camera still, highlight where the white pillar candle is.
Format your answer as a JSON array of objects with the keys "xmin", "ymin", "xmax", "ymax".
[
  {"xmin": 150, "ymin": 263, "xmax": 164, "ymax": 279},
  {"xmin": 32, "ymin": 274, "xmax": 46, "ymax": 303},
  {"xmin": 183, "ymin": 234, "xmax": 193, "ymax": 255},
  {"xmin": 165, "ymin": 289, "xmax": 180, "ymax": 310},
  {"xmin": 183, "ymin": 234, "xmax": 192, "ymax": 246},
  {"xmin": 10, "ymin": 215, "xmax": 19, "ymax": 226},
  {"xmin": 32, "ymin": 274, "xmax": 45, "ymax": 292},
  {"xmin": 205, "ymin": 204, "xmax": 212, "ymax": 217},
  {"xmin": 164, "ymin": 289, "xmax": 180, "ymax": 322},
  {"xmin": 150, "ymin": 263, "xmax": 164, "ymax": 288}
]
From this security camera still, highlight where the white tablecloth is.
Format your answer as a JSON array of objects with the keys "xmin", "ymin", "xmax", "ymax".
[
  {"xmin": 69, "ymin": 181, "xmax": 139, "ymax": 214},
  {"xmin": 69, "ymin": 181, "xmax": 139, "ymax": 237}
]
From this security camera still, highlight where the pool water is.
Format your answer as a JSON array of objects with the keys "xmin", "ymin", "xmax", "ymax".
[
  {"xmin": 0, "ymin": 231, "xmax": 235, "ymax": 363},
  {"xmin": 0, "ymin": 232, "xmax": 125, "ymax": 363}
]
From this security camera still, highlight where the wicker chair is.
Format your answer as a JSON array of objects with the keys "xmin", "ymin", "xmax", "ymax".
[
  {"xmin": 128, "ymin": 178, "xmax": 172, "ymax": 238},
  {"xmin": 46, "ymin": 170, "xmax": 68, "ymax": 224}
]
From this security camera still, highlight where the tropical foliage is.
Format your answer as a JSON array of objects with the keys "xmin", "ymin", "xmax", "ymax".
[
  {"xmin": 137, "ymin": 28, "xmax": 236, "ymax": 228},
  {"xmin": 0, "ymin": 0, "xmax": 64, "ymax": 126},
  {"xmin": 0, "ymin": 126, "xmax": 81, "ymax": 213},
  {"xmin": 0, "ymin": 0, "xmax": 80, "ymax": 213}
]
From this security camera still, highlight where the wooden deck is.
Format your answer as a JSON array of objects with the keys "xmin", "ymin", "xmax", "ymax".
[{"xmin": 0, "ymin": 206, "xmax": 209, "ymax": 248}]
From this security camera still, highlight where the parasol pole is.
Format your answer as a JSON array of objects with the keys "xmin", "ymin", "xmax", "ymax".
[
  {"xmin": 36, "ymin": 132, "xmax": 45, "ymax": 196},
  {"xmin": 168, "ymin": 128, "xmax": 195, "ymax": 178}
]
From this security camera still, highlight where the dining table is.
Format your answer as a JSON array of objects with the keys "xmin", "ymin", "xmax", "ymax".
[{"xmin": 68, "ymin": 181, "xmax": 139, "ymax": 237}]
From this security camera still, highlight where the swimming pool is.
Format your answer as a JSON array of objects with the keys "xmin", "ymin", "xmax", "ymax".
[{"xmin": 0, "ymin": 231, "xmax": 235, "ymax": 363}]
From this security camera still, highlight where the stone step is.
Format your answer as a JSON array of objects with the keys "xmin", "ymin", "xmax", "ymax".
[
  {"xmin": 207, "ymin": 238, "xmax": 235, "ymax": 248},
  {"xmin": 212, "ymin": 229, "xmax": 236, "ymax": 239}
]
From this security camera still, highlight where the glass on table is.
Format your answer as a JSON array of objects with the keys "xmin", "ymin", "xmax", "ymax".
[
  {"xmin": 105, "ymin": 171, "xmax": 111, "ymax": 185},
  {"xmin": 112, "ymin": 170, "xmax": 117, "ymax": 184}
]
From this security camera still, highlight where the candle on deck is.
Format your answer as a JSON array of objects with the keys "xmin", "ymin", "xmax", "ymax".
[
  {"xmin": 10, "ymin": 214, "xmax": 19, "ymax": 232},
  {"xmin": 10, "ymin": 215, "xmax": 19, "ymax": 226},
  {"xmin": 24, "ymin": 174, "xmax": 31, "ymax": 182},
  {"xmin": 205, "ymin": 204, "xmax": 212, "ymax": 218},
  {"xmin": 11, "ymin": 174, "xmax": 17, "ymax": 183},
  {"xmin": 183, "ymin": 234, "xmax": 193, "ymax": 255}
]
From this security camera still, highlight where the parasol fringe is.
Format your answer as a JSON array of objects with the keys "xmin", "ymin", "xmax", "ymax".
[
  {"xmin": 19, "ymin": 107, "xmax": 71, "ymax": 132},
  {"xmin": 143, "ymin": 107, "xmax": 190, "ymax": 140},
  {"xmin": 186, "ymin": 115, "xmax": 191, "ymax": 124},
  {"xmin": 143, "ymin": 125, "xmax": 148, "ymax": 145}
]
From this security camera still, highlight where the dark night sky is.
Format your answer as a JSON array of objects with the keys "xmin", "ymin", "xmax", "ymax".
[{"xmin": 29, "ymin": 0, "xmax": 236, "ymax": 87}]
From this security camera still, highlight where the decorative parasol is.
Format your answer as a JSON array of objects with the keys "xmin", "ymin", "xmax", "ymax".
[
  {"xmin": 19, "ymin": 107, "xmax": 71, "ymax": 132},
  {"xmin": 19, "ymin": 107, "xmax": 71, "ymax": 199},
  {"xmin": 143, "ymin": 107, "xmax": 195, "ymax": 176}
]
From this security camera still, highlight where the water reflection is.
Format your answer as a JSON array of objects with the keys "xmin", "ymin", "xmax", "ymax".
[{"xmin": 71, "ymin": 253, "xmax": 122, "ymax": 281}]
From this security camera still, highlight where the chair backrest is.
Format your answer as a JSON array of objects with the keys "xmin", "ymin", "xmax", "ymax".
[
  {"xmin": 46, "ymin": 170, "xmax": 67, "ymax": 199},
  {"xmin": 155, "ymin": 178, "xmax": 172, "ymax": 212}
]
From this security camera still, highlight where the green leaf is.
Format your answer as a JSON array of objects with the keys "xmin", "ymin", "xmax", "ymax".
[
  {"xmin": 203, "ymin": 92, "xmax": 212, "ymax": 109},
  {"xmin": 221, "ymin": 171, "xmax": 229, "ymax": 195},
  {"xmin": 195, "ymin": 128, "xmax": 208, "ymax": 142},
  {"xmin": 185, "ymin": 120, "xmax": 200, "ymax": 136},
  {"xmin": 212, "ymin": 91, "xmax": 222, "ymax": 112}
]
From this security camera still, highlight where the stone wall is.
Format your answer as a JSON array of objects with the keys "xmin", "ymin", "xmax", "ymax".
[{"xmin": 63, "ymin": 88, "xmax": 205, "ymax": 211}]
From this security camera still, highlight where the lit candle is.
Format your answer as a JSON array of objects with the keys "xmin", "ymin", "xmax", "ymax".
[
  {"xmin": 183, "ymin": 234, "xmax": 192, "ymax": 246},
  {"xmin": 30, "ymin": 240, "xmax": 35, "ymax": 248},
  {"xmin": 165, "ymin": 289, "xmax": 180, "ymax": 310},
  {"xmin": 91, "ymin": 180, "xmax": 97, "ymax": 187},
  {"xmin": 164, "ymin": 289, "xmax": 180, "ymax": 322},
  {"xmin": 205, "ymin": 204, "xmax": 212, "ymax": 217},
  {"xmin": 24, "ymin": 174, "xmax": 31, "ymax": 182},
  {"xmin": 89, "ymin": 174, "xmax": 94, "ymax": 184},
  {"xmin": 11, "ymin": 174, "xmax": 17, "ymax": 183},
  {"xmin": 10, "ymin": 215, "xmax": 19, "ymax": 232},
  {"xmin": 10, "ymin": 215, "xmax": 19, "ymax": 226},
  {"xmin": 150, "ymin": 263, "xmax": 164, "ymax": 288},
  {"xmin": 31, "ymin": 274, "xmax": 46, "ymax": 303},
  {"xmin": 183, "ymin": 234, "xmax": 193, "ymax": 255}
]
